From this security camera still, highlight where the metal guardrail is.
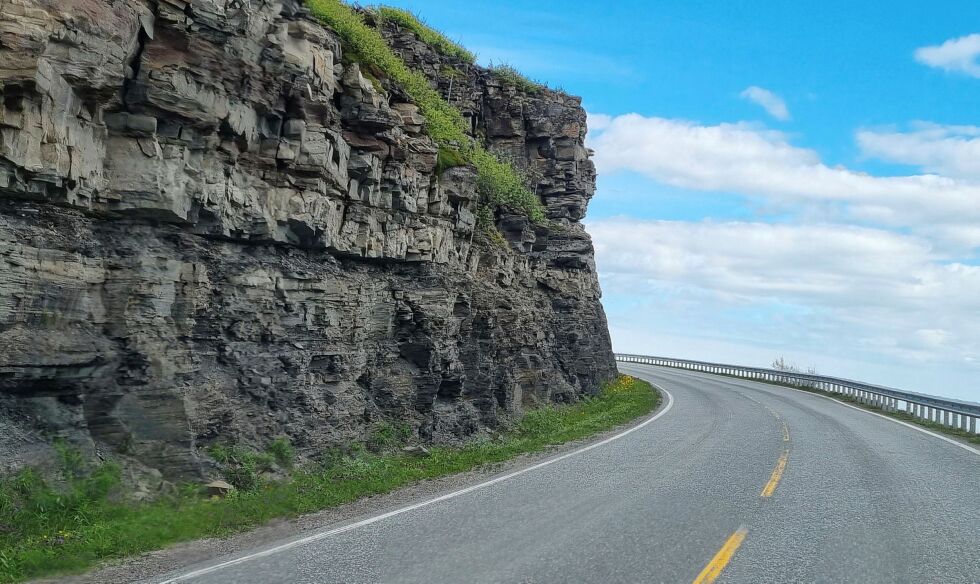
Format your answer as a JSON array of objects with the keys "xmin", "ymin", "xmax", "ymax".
[{"xmin": 616, "ymin": 353, "xmax": 980, "ymax": 435}]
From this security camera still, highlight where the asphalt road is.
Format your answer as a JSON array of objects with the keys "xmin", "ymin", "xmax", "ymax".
[{"xmin": 157, "ymin": 365, "xmax": 980, "ymax": 584}]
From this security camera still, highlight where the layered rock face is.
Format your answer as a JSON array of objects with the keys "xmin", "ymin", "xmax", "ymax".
[{"xmin": 0, "ymin": 0, "xmax": 616, "ymax": 481}]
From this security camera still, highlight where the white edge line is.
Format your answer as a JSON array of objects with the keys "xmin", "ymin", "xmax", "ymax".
[
  {"xmin": 633, "ymin": 364, "xmax": 980, "ymax": 457},
  {"xmin": 158, "ymin": 384, "xmax": 674, "ymax": 583},
  {"xmin": 793, "ymin": 387, "xmax": 980, "ymax": 456}
]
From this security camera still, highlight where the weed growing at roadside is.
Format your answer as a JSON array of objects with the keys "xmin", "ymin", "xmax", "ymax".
[
  {"xmin": 366, "ymin": 421, "xmax": 413, "ymax": 452},
  {"xmin": 268, "ymin": 438, "xmax": 296, "ymax": 469}
]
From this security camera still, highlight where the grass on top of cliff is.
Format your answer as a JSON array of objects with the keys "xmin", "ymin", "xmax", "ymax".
[
  {"xmin": 0, "ymin": 375, "xmax": 657, "ymax": 583},
  {"xmin": 305, "ymin": 0, "xmax": 545, "ymax": 223},
  {"xmin": 374, "ymin": 6, "xmax": 476, "ymax": 63}
]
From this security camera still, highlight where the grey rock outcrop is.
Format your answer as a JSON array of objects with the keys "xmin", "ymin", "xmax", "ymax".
[{"xmin": 0, "ymin": 0, "xmax": 616, "ymax": 483}]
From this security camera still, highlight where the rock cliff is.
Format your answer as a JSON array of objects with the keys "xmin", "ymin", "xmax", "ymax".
[{"xmin": 0, "ymin": 0, "xmax": 616, "ymax": 483}]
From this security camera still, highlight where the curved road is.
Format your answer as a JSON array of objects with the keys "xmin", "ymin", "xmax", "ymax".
[{"xmin": 158, "ymin": 365, "xmax": 980, "ymax": 584}]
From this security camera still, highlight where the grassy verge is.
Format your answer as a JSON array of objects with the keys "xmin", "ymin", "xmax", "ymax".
[
  {"xmin": 0, "ymin": 375, "xmax": 657, "ymax": 583},
  {"xmin": 306, "ymin": 0, "xmax": 545, "ymax": 223},
  {"xmin": 683, "ymin": 367, "xmax": 980, "ymax": 446}
]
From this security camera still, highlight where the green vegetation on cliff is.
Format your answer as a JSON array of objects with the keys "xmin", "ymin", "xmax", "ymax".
[
  {"xmin": 0, "ymin": 375, "xmax": 656, "ymax": 583},
  {"xmin": 375, "ymin": 7, "xmax": 476, "ymax": 63},
  {"xmin": 306, "ymin": 0, "xmax": 546, "ymax": 223},
  {"xmin": 490, "ymin": 63, "xmax": 546, "ymax": 93}
]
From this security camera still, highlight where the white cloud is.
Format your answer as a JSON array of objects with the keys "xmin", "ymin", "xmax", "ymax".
[
  {"xmin": 588, "ymin": 113, "xmax": 980, "ymax": 230},
  {"xmin": 739, "ymin": 86, "xmax": 791, "ymax": 121},
  {"xmin": 857, "ymin": 122, "xmax": 980, "ymax": 180},
  {"xmin": 588, "ymin": 111, "xmax": 980, "ymax": 399},
  {"xmin": 590, "ymin": 217, "xmax": 980, "ymax": 376},
  {"xmin": 591, "ymin": 219, "xmax": 943, "ymax": 305},
  {"xmin": 586, "ymin": 112, "xmax": 613, "ymax": 132},
  {"xmin": 914, "ymin": 33, "xmax": 980, "ymax": 77}
]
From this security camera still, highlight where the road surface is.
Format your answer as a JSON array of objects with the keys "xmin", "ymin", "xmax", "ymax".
[{"xmin": 157, "ymin": 365, "xmax": 980, "ymax": 584}]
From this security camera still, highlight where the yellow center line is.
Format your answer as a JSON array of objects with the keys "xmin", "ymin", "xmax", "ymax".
[
  {"xmin": 761, "ymin": 403, "xmax": 790, "ymax": 443},
  {"xmin": 761, "ymin": 450, "xmax": 789, "ymax": 497},
  {"xmin": 692, "ymin": 527, "xmax": 749, "ymax": 584}
]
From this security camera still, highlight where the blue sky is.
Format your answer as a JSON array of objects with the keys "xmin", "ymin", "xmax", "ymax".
[{"xmin": 382, "ymin": 0, "xmax": 980, "ymax": 402}]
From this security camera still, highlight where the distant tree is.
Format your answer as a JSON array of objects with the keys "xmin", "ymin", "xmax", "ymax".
[{"xmin": 771, "ymin": 356, "xmax": 817, "ymax": 375}]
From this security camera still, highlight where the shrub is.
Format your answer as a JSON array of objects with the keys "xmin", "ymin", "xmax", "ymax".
[
  {"xmin": 366, "ymin": 421, "xmax": 413, "ymax": 452},
  {"xmin": 375, "ymin": 7, "xmax": 476, "ymax": 63},
  {"xmin": 268, "ymin": 437, "xmax": 296, "ymax": 469},
  {"xmin": 435, "ymin": 146, "xmax": 468, "ymax": 176},
  {"xmin": 489, "ymin": 64, "xmax": 545, "ymax": 94},
  {"xmin": 207, "ymin": 445, "xmax": 275, "ymax": 491},
  {"xmin": 305, "ymin": 0, "xmax": 546, "ymax": 224}
]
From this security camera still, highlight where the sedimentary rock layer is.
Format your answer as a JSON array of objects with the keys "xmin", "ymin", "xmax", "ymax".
[{"xmin": 0, "ymin": 0, "xmax": 616, "ymax": 482}]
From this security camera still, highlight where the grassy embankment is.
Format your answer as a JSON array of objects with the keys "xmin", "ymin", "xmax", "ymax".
[{"xmin": 0, "ymin": 375, "xmax": 658, "ymax": 583}]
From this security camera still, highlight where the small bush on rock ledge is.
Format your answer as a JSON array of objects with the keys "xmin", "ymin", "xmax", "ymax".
[{"xmin": 489, "ymin": 64, "xmax": 545, "ymax": 94}]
